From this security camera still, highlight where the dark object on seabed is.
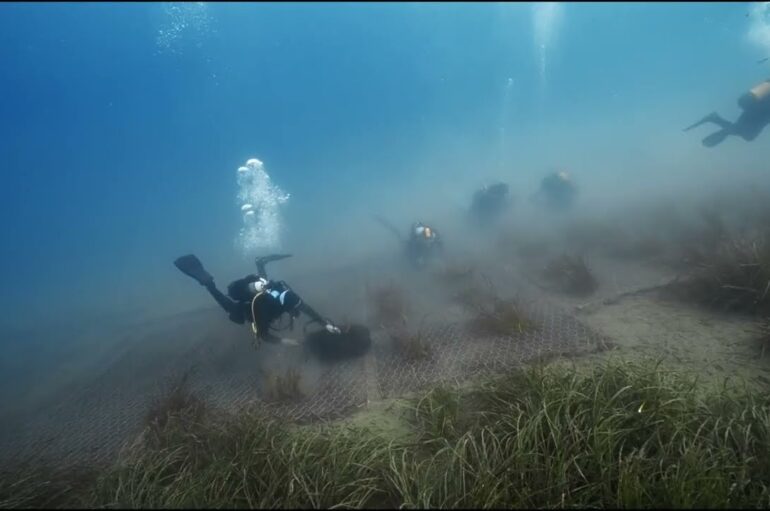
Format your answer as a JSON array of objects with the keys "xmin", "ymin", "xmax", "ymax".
[{"xmin": 304, "ymin": 323, "xmax": 372, "ymax": 363}]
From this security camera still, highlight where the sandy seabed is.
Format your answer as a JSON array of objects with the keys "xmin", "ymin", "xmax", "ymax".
[{"xmin": 0, "ymin": 244, "xmax": 767, "ymax": 468}]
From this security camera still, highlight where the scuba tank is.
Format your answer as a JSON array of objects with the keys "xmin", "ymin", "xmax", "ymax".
[{"xmin": 737, "ymin": 79, "xmax": 770, "ymax": 110}]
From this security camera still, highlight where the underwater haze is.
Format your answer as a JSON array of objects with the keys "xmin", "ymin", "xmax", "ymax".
[{"xmin": 1, "ymin": 3, "xmax": 770, "ymax": 357}]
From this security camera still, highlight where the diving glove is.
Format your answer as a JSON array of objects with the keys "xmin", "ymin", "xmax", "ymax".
[{"xmin": 325, "ymin": 323, "xmax": 342, "ymax": 334}]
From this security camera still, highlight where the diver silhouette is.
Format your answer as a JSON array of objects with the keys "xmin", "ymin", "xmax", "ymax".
[
  {"xmin": 684, "ymin": 79, "xmax": 770, "ymax": 147},
  {"xmin": 174, "ymin": 254, "xmax": 341, "ymax": 346}
]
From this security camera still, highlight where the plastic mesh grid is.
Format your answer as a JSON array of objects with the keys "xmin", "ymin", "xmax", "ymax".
[
  {"xmin": 0, "ymin": 297, "xmax": 612, "ymax": 470},
  {"xmin": 372, "ymin": 302, "xmax": 611, "ymax": 399}
]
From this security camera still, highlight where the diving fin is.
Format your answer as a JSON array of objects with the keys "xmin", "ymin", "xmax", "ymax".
[
  {"xmin": 255, "ymin": 254, "xmax": 293, "ymax": 265},
  {"xmin": 702, "ymin": 129, "xmax": 729, "ymax": 148},
  {"xmin": 372, "ymin": 214, "xmax": 404, "ymax": 243},
  {"xmin": 174, "ymin": 254, "xmax": 214, "ymax": 287},
  {"xmin": 683, "ymin": 112, "xmax": 731, "ymax": 133},
  {"xmin": 255, "ymin": 254, "xmax": 293, "ymax": 278}
]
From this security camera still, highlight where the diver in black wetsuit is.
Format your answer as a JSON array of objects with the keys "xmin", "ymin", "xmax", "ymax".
[
  {"xmin": 469, "ymin": 182, "xmax": 510, "ymax": 225},
  {"xmin": 405, "ymin": 222, "xmax": 443, "ymax": 269},
  {"xmin": 684, "ymin": 79, "xmax": 770, "ymax": 147},
  {"xmin": 373, "ymin": 216, "xmax": 444, "ymax": 269},
  {"xmin": 174, "ymin": 254, "xmax": 340, "ymax": 345}
]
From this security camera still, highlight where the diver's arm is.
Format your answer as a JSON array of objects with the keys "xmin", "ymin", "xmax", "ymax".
[{"xmin": 297, "ymin": 301, "xmax": 329, "ymax": 327}]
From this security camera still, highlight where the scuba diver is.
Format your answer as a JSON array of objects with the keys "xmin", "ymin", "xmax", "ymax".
[
  {"xmin": 684, "ymin": 79, "xmax": 770, "ymax": 147},
  {"xmin": 531, "ymin": 170, "xmax": 577, "ymax": 212},
  {"xmin": 469, "ymin": 182, "xmax": 510, "ymax": 225},
  {"xmin": 173, "ymin": 254, "xmax": 341, "ymax": 346},
  {"xmin": 374, "ymin": 216, "xmax": 444, "ymax": 269},
  {"xmin": 406, "ymin": 222, "xmax": 444, "ymax": 269}
]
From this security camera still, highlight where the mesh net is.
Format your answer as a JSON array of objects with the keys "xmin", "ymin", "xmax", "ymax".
[{"xmin": 0, "ymin": 296, "xmax": 613, "ymax": 469}]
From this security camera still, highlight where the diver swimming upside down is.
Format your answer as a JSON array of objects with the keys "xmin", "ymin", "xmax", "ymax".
[{"xmin": 174, "ymin": 254, "xmax": 340, "ymax": 346}]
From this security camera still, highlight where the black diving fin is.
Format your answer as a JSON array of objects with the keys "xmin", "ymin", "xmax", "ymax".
[
  {"xmin": 255, "ymin": 253, "xmax": 293, "ymax": 277},
  {"xmin": 174, "ymin": 254, "xmax": 214, "ymax": 286},
  {"xmin": 372, "ymin": 214, "xmax": 404, "ymax": 243},
  {"xmin": 683, "ymin": 112, "xmax": 727, "ymax": 133},
  {"xmin": 702, "ymin": 129, "xmax": 729, "ymax": 148}
]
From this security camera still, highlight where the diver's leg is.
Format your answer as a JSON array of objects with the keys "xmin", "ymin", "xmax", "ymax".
[
  {"xmin": 174, "ymin": 254, "xmax": 245, "ymax": 321},
  {"xmin": 733, "ymin": 112, "xmax": 766, "ymax": 141},
  {"xmin": 685, "ymin": 113, "xmax": 737, "ymax": 147},
  {"xmin": 683, "ymin": 112, "xmax": 732, "ymax": 132},
  {"xmin": 205, "ymin": 283, "xmax": 243, "ymax": 319}
]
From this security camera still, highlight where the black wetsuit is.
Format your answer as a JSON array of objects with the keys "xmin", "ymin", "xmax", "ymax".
[
  {"xmin": 708, "ymin": 104, "xmax": 770, "ymax": 145},
  {"xmin": 685, "ymin": 81, "xmax": 770, "ymax": 147},
  {"xmin": 405, "ymin": 225, "xmax": 443, "ymax": 268},
  {"xmin": 204, "ymin": 274, "xmax": 327, "ymax": 344}
]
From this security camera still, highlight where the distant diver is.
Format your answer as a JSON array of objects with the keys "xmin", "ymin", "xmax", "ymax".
[
  {"xmin": 684, "ymin": 78, "xmax": 770, "ymax": 147},
  {"xmin": 173, "ymin": 254, "xmax": 341, "ymax": 346},
  {"xmin": 469, "ymin": 182, "xmax": 510, "ymax": 226},
  {"xmin": 531, "ymin": 170, "xmax": 577, "ymax": 212},
  {"xmin": 406, "ymin": 221, "xmax": 444, "ymax": 269},
  {"xmin": 374, "ymin": 216, "xmax": 444, "ymax": 269}
]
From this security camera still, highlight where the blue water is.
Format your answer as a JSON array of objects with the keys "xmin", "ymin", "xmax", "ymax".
[{"xmin": 1, "ymin": 1, "xmax": 769, "ymax": 332}]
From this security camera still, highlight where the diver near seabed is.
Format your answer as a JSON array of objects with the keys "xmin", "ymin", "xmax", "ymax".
[
  {"xmin": 406, "ymin": 222, "xmax": 444, "ymax": 269},
  {"xmin": 469, "ymin": 182, "xmax": 510, "ymax": 225},
  {"xmin": 531, "ymin": 171, "xmax": 577, "ymax": 212},
  {"xmin": 374, "ymin": 216, "xmax": 444, "ymax": 269},
  {"xmin": 684, "ymin": 79, "xmax": 770, "ymax": 147},
  {"xmin": 174, "ymin": 253, "xmax": 341, "ymax": 347}
]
